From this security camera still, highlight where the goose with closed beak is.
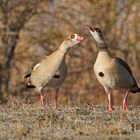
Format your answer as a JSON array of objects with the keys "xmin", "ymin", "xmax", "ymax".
[
  {"xmin": 24, "ymin": 34, "xmax": 85, "ymax": 109},
  {"xmin": 87, "ymin": 25, "xmax": 140, "ymax": 111}
]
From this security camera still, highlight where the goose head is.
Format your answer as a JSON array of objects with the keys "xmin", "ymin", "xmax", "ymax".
[
  {"xmin": 59, "ymin": 33, "xmax": 85, "ymax": 53},
  {"xmin": 87, "ymin": 25, "xmax": 105, "ymax": 43},
  {"xmin": 69, "ymin": 33, "xmax": 86, "ymax": 43},
  {"xmin": 87, "ymin": 25, "xmax": 108, "ymax": 50}
]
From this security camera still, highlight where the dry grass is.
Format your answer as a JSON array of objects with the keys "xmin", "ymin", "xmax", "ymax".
[{"xmin": 0, "ymin": 96, "xmax": 140, "ymax": 140}]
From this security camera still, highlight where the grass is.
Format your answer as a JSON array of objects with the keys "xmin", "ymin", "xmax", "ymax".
[{"xmin": 0, "ymin": 96, "xmax": 140, "ymax": 140}]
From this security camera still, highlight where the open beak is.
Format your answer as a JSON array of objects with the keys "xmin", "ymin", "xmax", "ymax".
[
  {"xmin": 86, "ymin": 25, "xmax": 95, "ymax": 32},
  {"xmin": 77, "ymin": 36, "xmax": 86, "ymax": 42}
]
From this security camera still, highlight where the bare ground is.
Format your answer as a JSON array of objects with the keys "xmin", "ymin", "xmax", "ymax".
[{"xmin": 0, "ymin": 97, "xmax": 140, "ymax": 140}]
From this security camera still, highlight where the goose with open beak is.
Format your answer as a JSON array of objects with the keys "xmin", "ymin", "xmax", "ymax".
[{"xmin": 87, "ymin": 25, "xmax": 140, "ymax": 111}]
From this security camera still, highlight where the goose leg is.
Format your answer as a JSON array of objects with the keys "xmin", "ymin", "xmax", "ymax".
[
  {"xmin": 107, "ymin": 93, "xmax": 113, "ymax": 112},
  {"xmin": 123, "ymin": 90, "xmax": 129, "ymax": 111},
  {"xmin": 53, "ymin": 88, "xmax": 59, "ymax": 110},
  {"xmin": 40, "ymin": 88, "xmax": 45, "ymax": 109}
]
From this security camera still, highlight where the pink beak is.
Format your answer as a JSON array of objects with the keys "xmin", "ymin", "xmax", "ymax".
[
  {"xmin": 77, "ymin": 36, "xmax": 86, "ymax": 42},
  {"xmin": 86, "ymin": 25, "xmax": 95, "ymax": 32}
]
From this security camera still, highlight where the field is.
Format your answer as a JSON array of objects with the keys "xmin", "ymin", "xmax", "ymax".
[{"xmin": 0, "ymin": 97, "xmax": 140, "ymax": 140}]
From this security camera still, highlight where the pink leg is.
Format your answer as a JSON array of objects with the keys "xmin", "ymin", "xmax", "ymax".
[
  {"xmin": 123, "ymin": 90, "xmax": 129, "ymax": 111},
  {"xmin": 40, "ymin": 88, "xmax": 45, "ymax": 109},
  {"xmin": 107, "ymin": 93, "xmax": 113, "ymax": 112},
  {"xmin": 53, "ymin": 89, "xmax": 59, "ymax": 110},
  {"xmin": 40, "ymin": 94, "xmax": 45, "ymax": 108}
]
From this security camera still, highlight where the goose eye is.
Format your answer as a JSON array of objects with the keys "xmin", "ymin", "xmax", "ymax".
[
  {"xmin": 95, "ymin": 28, "xmax": 101, "ymax": 33},
  {"xmin": 70, "ymin": 34, "xmax": 75, "ymax": 39}
]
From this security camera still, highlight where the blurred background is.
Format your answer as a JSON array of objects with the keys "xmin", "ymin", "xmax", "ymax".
[{"xmin": 0, "ymin": 0, "xmax": 140, "ymax": 106}]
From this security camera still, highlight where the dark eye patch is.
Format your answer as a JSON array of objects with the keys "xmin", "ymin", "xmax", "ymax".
[
  {"xmin": 70, "ymin": 34, "xmax": 75, "ymax": 39},
  {"xmin": 95, "ymin": 28, "xmax": 101, "ymax": 33}
]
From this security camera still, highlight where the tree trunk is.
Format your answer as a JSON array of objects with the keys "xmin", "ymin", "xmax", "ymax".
[
  {"xmin": 0, "ymin": 0, "xmax": 48, "ymax": 102},
  {"xmin": 0, "ymin": 32, "xmax": 19, "ymax": 102}
]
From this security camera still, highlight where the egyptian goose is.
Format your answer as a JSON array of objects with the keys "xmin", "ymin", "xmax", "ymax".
[
  {"xmin": 87, "ymin": 25, "xmax": 140, "ymax": 111},
  {"xmin": 24, "ymin": 34, "xmax": 85, "ymax": 109}
]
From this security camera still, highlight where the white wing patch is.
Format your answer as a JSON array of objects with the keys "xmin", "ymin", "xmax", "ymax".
[{"xmin": 33, "ymin": 63, "xmax": 40, "ymax": 70}]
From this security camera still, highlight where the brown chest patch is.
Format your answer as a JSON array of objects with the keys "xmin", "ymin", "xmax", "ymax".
[{"xmin": 99, "ymin": 72, "xmax": 104, "ymax": 77}]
